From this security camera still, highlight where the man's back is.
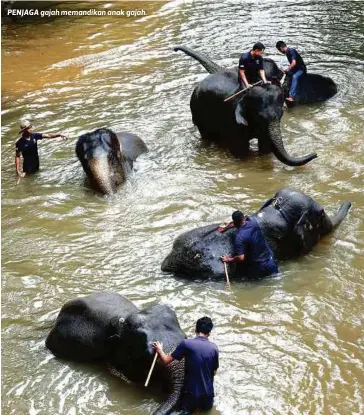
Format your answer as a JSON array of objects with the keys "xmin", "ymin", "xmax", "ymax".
[
  {"xmin": 286, "ymin": 47, "xmax": 306, "ymax": 72},
  {"xmin": 172, "ymin": 336, "xmax": 219, "ymax": 397},
  {"xmin": 235, "ymin": 216, "xmax": 273, "ymax": 265}
]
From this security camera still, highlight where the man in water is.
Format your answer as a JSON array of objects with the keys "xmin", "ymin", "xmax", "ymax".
[
  {"xmin": 153, "ymin": 316, "xmax": 219, "ymax": 414},
  {"xmin": 222, "ymin": 210, "xmax": 278, "ymax": 277},
  {"xmin": 276, "ymin": 41, "xmax": 307, "ymax": 102},
  {"xmin": 15, "ymin": 118, "xmax": 67, "ymax": 177},
  {"xmin": 238, "ymin": 42, "xmax": 271, "ymax": 89}
]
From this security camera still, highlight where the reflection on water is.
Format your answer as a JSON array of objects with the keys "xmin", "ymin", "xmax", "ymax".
[{"xmin": 1, "ymin": 1, "xmax": 364, "ymax": 414}]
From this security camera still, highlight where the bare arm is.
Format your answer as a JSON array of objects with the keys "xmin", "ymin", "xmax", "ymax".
[
  {"xmin": 221, "ymin": 254, "xmax": 245, "ymax": 263},
  {"xmin": 15, "ymin": 152, "xmax": 24, "ymax": 177},
  {"xmin": 285, "ymin": 59, "xmax": 296, "ymax": 72},
  {"xmin": 41, "ymin": 132, "xmax": 67, "ymax": 139},
  {"xmin": 239, "ymin": 69, "xmax": 251, "ymax": 89},
  {"xmin": 152, "ymin": 342, "xmax": 174, "ymax": 365},
  {"xmin": 259, "ymin": 69, "xmax": 271, "ymax": 84}
]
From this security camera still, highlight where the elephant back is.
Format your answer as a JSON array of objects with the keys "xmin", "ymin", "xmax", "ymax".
[
  {"xmin": 45, "ymin": 292, "xmax": 138, "ymax": 362},
  {"xmin": 162, "ymin": 223, "xmax": 236, "ymax": 279}
]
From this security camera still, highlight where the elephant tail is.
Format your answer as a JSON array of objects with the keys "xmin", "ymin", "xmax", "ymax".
[
  {"xmin": 174, "ymin": 45, "xmax": 223, "ymax": 74},
  {"xmin": 330, "ymin": 202, "xmax": 352, "ymax": 230}
]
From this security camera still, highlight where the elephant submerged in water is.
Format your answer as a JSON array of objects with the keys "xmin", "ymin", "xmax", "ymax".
[
  {"xmin": 46, "ymin": 292, "xmax": 186, "ymax": 415},
  {"xmin": 161, "ymin": 188, "xmax": 351, "ymax": 280},
  {"xmin": 76, "ymin": 128, "xmax": 148, "ymax": 195},
  {"xmin": 174, "ymin": 46, "xmax": 336, "ymax": 166}
]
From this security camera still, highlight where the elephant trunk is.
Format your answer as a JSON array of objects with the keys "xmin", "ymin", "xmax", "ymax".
[
  {"xmin": 152, "ymin": 357, "xmax": 185, "ymax": 415},
  {"xmin": 88, "ymin": 157, "xmax": 118, "ymax": 195},
  {"xmin": 329, "ymin": 202, "xmax": 352, "ymax": 230},
  {"xmin": 267, "ymin": 120, "xmax": 318, "ymax": 166}
]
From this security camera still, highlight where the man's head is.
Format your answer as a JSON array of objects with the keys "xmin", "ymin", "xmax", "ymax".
[
  {"xmin": 196, "ymin": 316, "xmax": 213, "ymax": 336},
  {"xmin": 232, "ymin": 210, "xmax": 245, "ymax": 227},
  {"xmin": 19, "ymin": 119, "xmax": 33, "ymax": 135},
  {"xmin": 276, "ymin": 41, "xmax": 287, "ymax": 54},
  {"xmin": 252, "ymin": 42, "xmax": 265, "ymax": 57}
]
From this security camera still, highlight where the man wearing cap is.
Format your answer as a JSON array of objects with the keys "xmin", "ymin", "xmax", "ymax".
[
  {"xmin": 15, "ymin": 119, "xmax": 67, "ymax": 177},
  {"xmin": 153, "ymin": 316, "xmax": 219, "ymax": 415},
  {"xmin": 222, "ymin": 210, "xmax": 278, "ymax": 277},
  {"xmin": 238, "ymin": 42, "xmax": 271, "ymax": 89}
]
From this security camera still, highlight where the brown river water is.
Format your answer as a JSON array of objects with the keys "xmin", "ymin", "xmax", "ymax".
[{"xmin": 1, "ymin": 1, "xmax": 363, "ymax": 414}]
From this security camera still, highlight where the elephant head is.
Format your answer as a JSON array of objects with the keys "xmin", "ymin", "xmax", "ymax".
[
  {"xmin": 46, "ymin": 293, "xmax": 186, "ymax": 415},
  {"xmin": 76, "ymin": 128, "xmax": 148, "ymax": 195},
  {"xmin": 234, "ymin": 83, "xmax": 317, "ymax": 166},
  {"xmin": 109, "ymin": 304, "xmax": 186, "ymax": 415},
  {"xmin": 162, "ymin": 188, "xmax": 351, "ymax": 280}
]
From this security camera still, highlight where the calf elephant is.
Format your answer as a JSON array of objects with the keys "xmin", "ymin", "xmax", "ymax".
[
  {"xmin": 76, "ymin": 128, "xmax": 148, "ymax": 195},
  {"xmin": 161, "ymin": 188, "xmax": 351, "ymax": 279},
  {"xmin": 174, "ymin": 46, "xmax": 335, "ymax": 166},
  {"xmin": 46, "ymin": 292, "xmax": 186, "ymax": 415}
]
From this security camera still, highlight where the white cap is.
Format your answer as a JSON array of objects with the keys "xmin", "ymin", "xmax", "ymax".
[{"xmin": 19, "ymin": 118, "xmax": 32, "ymax": 133}]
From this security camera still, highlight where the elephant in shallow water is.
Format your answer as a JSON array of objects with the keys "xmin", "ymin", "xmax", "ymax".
[
  {"xmin": 174, "ymin": 46, "xmax": 336, "ymax": 166},
  {"xmin": 161, "ymin": 188, "xmax": 351, "ymax": 279},
  {"xmin": 76, "ymin": 128, "xmax": 148, "ymax": 195},
  {"xmin": 46, "ymin": 292, "xmax": 186, "ymax": 415}
]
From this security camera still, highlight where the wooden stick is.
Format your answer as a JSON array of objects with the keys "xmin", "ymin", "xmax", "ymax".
[
  {"xmin": 145, "ymin": 351, "xmax": 158, "ymax": 387},
  {"xmin": 224, "ymin": 261, "xmax": 231, "ymax": 288},
  {"xmin": 224, "ymin": 80, "xmax": 264, "ymax": 102},
  {"xmin": 280, "ymin": 73, "xmax": 286, "ymax": 85}
]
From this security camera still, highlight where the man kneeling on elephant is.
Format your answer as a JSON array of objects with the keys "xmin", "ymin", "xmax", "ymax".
[
  {"xmin": 153, "ymin": 317, "xmax": 219, "ymax": 414},
  {"xmin": 222, "ymin": 210, "xmax": 278, "ymax": 277}
]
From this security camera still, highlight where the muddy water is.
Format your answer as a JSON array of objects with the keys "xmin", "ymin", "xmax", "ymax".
[{"xmin": 1, "ymin": 1, "xmax": 363, "ymax": 414}]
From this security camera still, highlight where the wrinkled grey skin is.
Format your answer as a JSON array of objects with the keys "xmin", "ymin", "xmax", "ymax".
[
  {"xmin": 76, "ymin": 128, "xmax": 148, "ymax": 195},
  {"xmin": 46, "ymin": 292, "xmax": 186, "ymax": 415},
  {"xmin": 162, "ymin": 188, "xmax": 351, "ymax": 279},
  {"xmin": 174, "ymin": 45, "xmax": 317, "ymax": 166}
]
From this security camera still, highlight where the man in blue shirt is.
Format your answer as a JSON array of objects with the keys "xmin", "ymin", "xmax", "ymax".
[
  {"xmin": 153, "ymin": 316, "xmax": 219, "ymax": 414},
  {"xmin": 276, "ymin": 41, "xmax": 307, "ymax": 102},
  {"xmin": 15, "ymin": 118, "xmax": 67, "ymax": 177},
  {"xmin": 238, "ymin": 42, "xmax": 271, "ymax": 89},
  {"xmin": 222, "ymin": 210, "xmax": 278, "ymax": 278}
]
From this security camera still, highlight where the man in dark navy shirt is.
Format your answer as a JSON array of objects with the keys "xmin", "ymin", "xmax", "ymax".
[
  {"xmin": 238, "ymin": 42, "xmax": 271, "ymax": 89},
  {"xmin": 276, "ymin": 41, "xmax": 307, "ymax": 102},
  {"xmin": 153, "ymin": 316, "xmax": 219, "ymax": 414},
  {"xmin": 222, "ymin": 210, "xmax": 278, "ymax": 278},
  {"xmin": 15, "ymin": 118, "xmax": 67, "ymax": 177}
]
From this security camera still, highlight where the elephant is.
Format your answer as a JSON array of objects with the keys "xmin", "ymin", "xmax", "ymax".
[
  {"xmin": 46, "ymin": 292, "xmax": 186, "ymax": 415},
  {"xmin": 161, "ymin": 188, "xmax": 351, "ymax": 279},
  {"xmin": 281, "ymin": 71, "xmax": 337, "ymax": 105},
  {"xmin": 174, "ymin": 45, "xmax": 334, "ymax": 166},
  {"xmin": 76, "ymin": 128, "xmax": 148, "ymax": 195}
]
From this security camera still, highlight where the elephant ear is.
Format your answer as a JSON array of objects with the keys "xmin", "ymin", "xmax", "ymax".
[
  {"xmin": 234, "ymin": 98, "xmax": 248, "ymax": 126},
  {"xmin": 109, "ymin": 131, "xmax": 123, "ymax": 158}
]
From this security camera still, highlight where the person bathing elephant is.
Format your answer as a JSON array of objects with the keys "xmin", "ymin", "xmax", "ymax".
[
  {"xmin": 161, "ymin": 188, "xmax": 351, "ymax": 280},
  {"xmin": 174, "ymin": 45, "xmax": 336, "ymax": 165},
  {"xmin": 46, "ymin": 292, "xmax": 187, "ymax": 415},
  {"xmin": 76, "ymin": 128, "xmax": 148, "ymax": 195},
  {"xmin": 174, "ymin": 45, "xmax": 317, "ymax": 166}
]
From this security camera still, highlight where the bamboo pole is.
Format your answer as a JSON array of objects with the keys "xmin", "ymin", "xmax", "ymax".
[
  {"xmin": 223, "ymin": 261, "xmax": 231, "ymax": 288},
  {"xmin": 224, "ymin": 80, "xmax": 264, "ymax": 102},
  {"xmin": 145, "ymin": 351, "xmax": 159, "ymax": 387}
]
